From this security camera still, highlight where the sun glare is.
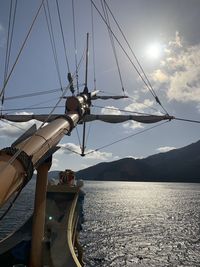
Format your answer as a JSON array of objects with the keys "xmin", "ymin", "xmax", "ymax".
[{"xmin": 146, "ymin": 43, "xmax": 162, "ymax": 59}]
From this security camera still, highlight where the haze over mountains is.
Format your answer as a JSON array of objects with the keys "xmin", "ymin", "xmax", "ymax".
[{"xmin": 75, "ymin": 140, "xmax": 200, "ymax": 183}]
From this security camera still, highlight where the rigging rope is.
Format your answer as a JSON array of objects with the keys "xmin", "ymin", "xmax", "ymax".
[
  {"xmin": 43, "ymin": 1, "xmax": 63, "ymax": 91},
  {"xmin": 91, "ymin": 1, "xmax": 97, "ymax": 90},
  {"xmin": 85, "ymin": 120, "xmax": 170, "ymax": 155},
  {"xmin": 55, "ymin": 0, "xmax": 70, "ymax": 73},
  {"xmin": 103, "ymin": 1, "xmax": 156, "ymax": 97},
  {"xmin": 2, "ymin": 0, "xmax": 17, "ymax": 108},
  {"xmin": 174, "ymin": 117, "xmax": 200, "ymax": 124},
  {"xmin": 0, "ymin": 184, "xmax": 24, "ymax": 221},
  {"xmin": 101, "ymin": 0, "xmax": 125, "ymax": 94},
  {"xmin": 90, "ymin": 0, "xmax": 168, "ymax": 115},
  {"xmin": 0, "ymin": 0, "xmax": 45, "ymax": 102},
  {"xmin": 3, "ymin": 0, "xmax": 12, "ymax": 89},
  {"xmin": 1, "ymin": 105, "xmax": 63, "ymax": 113},
  {"xmin": 4, "ymin": 87, "xmax": 65, "ymax": 100},
  {"xmin": 92, "ymin": 104, "xmax": 156, "ymax": 116},
  {"xmin": 72, "ymin": 0, "xmax": 79, "ymax": 94}
]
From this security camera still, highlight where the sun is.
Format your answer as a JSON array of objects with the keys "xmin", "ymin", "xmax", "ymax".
[{"xmin": 146, "ymin": 43, "xmax": 162, "ymax": 59}]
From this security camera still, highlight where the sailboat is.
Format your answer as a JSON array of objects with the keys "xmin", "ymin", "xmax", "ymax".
[{"xmin": 0, "ymin": 0, "xmax": 198, "ymax": 266}]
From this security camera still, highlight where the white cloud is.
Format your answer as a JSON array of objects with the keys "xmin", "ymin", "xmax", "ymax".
[
  {"xmin": 152, "ymin": 32, "xmax": 200, "ymax": 103},
  {"xmin": 85, "ymin": 150, "xmax": 113, "ymax": 160},
  {"xmin": 100, "ymin": 106, "xmax": 121, "ymax": 115},
  {"xmin": 59, "ymin": 142, "xmax": 113, "ymax": 161},
  {"xmin": 51, "ymin": 158, "xmax": 59, "ymax": 170},
  {"xmin": 0, "ymin": 112, "xmax": 43, "ymax": 138},
  {"xmin": 0, "ymin": 120, "xmax": 37, "ymax": 138},
  {"xmin": 125, "ymin": 99, "xmax": 154, "ymax": 113},
  {"xmin": 58, "ymin": 143, "xmax": 81, "ymax": 155},
  {"xmin": 123, "ymin": 121, "xmax": 143, "ymax": 130},
  {"xmin": 151, "ymin": 69, "xmax": 169, "ymax": 83},
  {"xmin": 156, "ymin": 146, "xmax": 176, "ymax": 153},
  {"xmin": 126, "ymin": 155, "xmax": 143, "ymax": 159}
]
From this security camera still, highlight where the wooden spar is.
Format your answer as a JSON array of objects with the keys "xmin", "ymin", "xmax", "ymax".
[
  {"xmin": 29, "ymin": 159, "xmax": 51, "ymax": 267},
  {"xmin": 0, "ymin": 91, "xmax": 98, "ymax": 207}
]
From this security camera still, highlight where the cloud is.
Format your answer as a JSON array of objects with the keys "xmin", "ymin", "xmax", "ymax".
[
  {"xmin": 152, "ymin": 32, "xmax": 200, "ymax": 103},
  {"xmin": 125, "ymin": 99, "xmax": 154, "ymax": 113},
  {"xmin": 156, "ymin": 146, "xmax": 176, "ymax": 153},
  {"xmin": 123, "ymin": 121, "xmax": 143, "ymax": 130},
  {"xmin": 100, "ymin": 106, "xmax": 121, "ymax": 115},
  {"xmin": 59, "ymin": 142, "xmax": 113, "ymax": 160},
  {"xmin": 151, "ymin": 69, "xmax": 169, "ymax": 83},
  {"xmin": 51, "ymin": 158, "xmax": 59, "ymax": 170},
  {"xmin": 0, "ymin": 112, "xmax": 42, "ymax": 138},
  {"xmin": 59, "ymin": 143, "xmax": 81, "ymax": 155},
  {"xmin": 122, "ymin": 99, "xmax": 155, "ymax": 130},
  {"xmin": 85, "ymin": 150, "xmax": 113, "ymax": 160}
]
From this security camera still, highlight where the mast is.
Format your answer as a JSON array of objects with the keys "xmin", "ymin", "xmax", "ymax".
[
  {"xmin": 81, "ymin": 33, "xmax": 90, "ymax": 157},
  {"xmin": 0, "ymin": 91, "xmax": 98, "ymax": 207}
]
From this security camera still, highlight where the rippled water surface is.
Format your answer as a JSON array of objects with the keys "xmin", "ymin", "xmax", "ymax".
[{"xmin": 1, "ymin": 181, "xmax": 200, "ymax": 266}]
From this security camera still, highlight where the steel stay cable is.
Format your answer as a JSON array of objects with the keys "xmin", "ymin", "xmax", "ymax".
[
  {"xmin": 4, "ymin": 87, "xmax": 65, "ymax": 101},
  {"xmin": 101, "ymin": 0, "xmax": 125, "ymax": 94},
  {"xmin": 72, "ymin": 0, "xmax": 79, "ymax": 94},
  {"xmin": 91, "ymin": 1, "xmax": 97, "ymax": 90},
  {"xmin": 85, "ymin": 120, "xmax": 170, "ymax": 156},
  {"xmin": 60, "ymin": 145, "xmax": 81, "ymax": 156},
  {"xmin": 103, "ymin": 0, "xmax": 156, "ymax": 97},
  {"xmin": 174, "ymin": 117, "xmax": 200, "ymax": 124},
  {"xmin": 104, "ymin": 0, "xmax": 169, "ymax": 114},
  {"xmin": 5, "ymin": 0, "xmax": 17, "ymax": 82},
  {"xmin": 104, "ymin": 0, "xmax": 168, "ymax": 114},
  {"xmin": 4, "ymin": 83, "xmax": 85, "ymax": 101},
  {"xmin": 3, "ymin": 0, "xmax": 13, "ymax": 86},
  {"xmin": 0, "ymin": 183, "xmax": 24, "ymax": 221},
  {"xmin": 92, "ymin": 104, "xmax": 157, "ymax": 116},
  {"xmin": 90, "ymin": 0, "xmax": 168, "ymax": 114},
  {"xmin": 2, "ymin": 105, "xmax": 63, "ymax": 113},
  {"xmin": 43, "ymin": 1, "xmax": 63, "ymax": 91},
  {"xmin": 0, "ymin": 0, "xmax": 46, "ymax": 100},
  {"xmin": 90, "ymin": 0, "xmax": 155, "ymax": 96},
  {"xmin": 55, "ymin": 0, "xmax": 70, "ymax": 73}
]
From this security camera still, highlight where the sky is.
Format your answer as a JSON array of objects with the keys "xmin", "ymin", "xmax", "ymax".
[{"xmin": 0, "ymin": 0, "xmax": 200, "ymax": 172}]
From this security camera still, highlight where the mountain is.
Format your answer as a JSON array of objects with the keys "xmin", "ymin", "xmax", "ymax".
[{"xmin": 75, "ymin": 140, "xmax": 200, "ymax": 183}]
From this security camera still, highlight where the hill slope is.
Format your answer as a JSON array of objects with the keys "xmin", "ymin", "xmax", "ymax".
[{"xmin": 76, "ymin": 140, "xmax": 200, "ymax": 183}]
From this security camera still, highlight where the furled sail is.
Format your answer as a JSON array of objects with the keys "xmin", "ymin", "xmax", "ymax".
[
  {"xmin": 0, "ymin": 114, "xmax": 174, "ymax": 124},
  {"xmin": 0, "ymin": 114, "xmax": 61, "ymax": 122},
  {"xmin": 83, "ymin": 114, "xmax": 174, "ymax": 124}
]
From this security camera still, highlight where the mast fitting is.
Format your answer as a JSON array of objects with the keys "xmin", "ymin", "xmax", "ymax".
[{"xmin": 1, "ymin": 147, "xmax": 34, "ymax": 183}]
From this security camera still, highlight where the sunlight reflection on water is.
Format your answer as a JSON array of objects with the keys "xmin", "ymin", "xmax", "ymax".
[
  {"xmin": 0, "ymin": 181, "xmax": 200, "ymax": 266},
  {"xmin": 81, "ymin": 181, "xmax": 200, "ymax": 267}
]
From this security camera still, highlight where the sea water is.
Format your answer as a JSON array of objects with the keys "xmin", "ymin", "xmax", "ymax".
[{"xmin": 0, "ymin": 181, "xmax": 200, "ymax": 266}]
